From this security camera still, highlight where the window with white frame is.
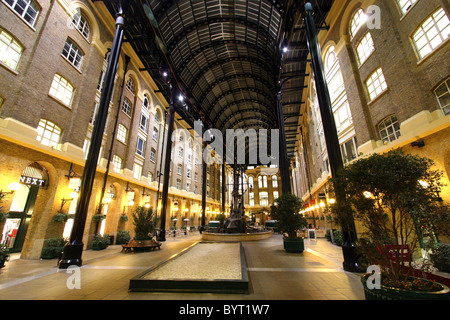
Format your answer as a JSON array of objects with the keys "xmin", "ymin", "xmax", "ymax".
[
  {"xmin": 272, "ymin": 175, "xmax": 278, "ymax": 188},
  {"xmin": 117, "ymin": 124, "xmax": 127, "ymax": 143},
  {"xmin": 4, "ymin": 0, "xmax": 40, "ymax": 27},
  {"xmin": 142, "ymin": 95, "xmax": 150, "ymax": 110},
  {"xmin": 178, "ymin": 147, "xmax": 183, "ymax": 158},
  {"xmin": 356, "ymin": 32, "xmax": 375, "ymax": 65},
  {"xmin": 112, "ymin": 155, "xmax": 122, "ymax": 173},
  {"xmin": 366, "ymin": 68, "xmax": 388, "ymax": 101},
  {"xmin": 194, "ymin": 172, "xmax": 198, "ymax": 181},
  {"xmin": 378, "ymin": 115, "xmax": 401, "ymax": 144},
  {"xmin": 150, "ymin": 148, "xmax": 156, "ymax": 162},
  {"xmin": 155, "ymin": 110, "xmax": 161, "ymax": 123},
  {"xmin": 0, "ymin": 29, "xmax": 23, "ymax": 70},
  {"xmin": 62, "ymin": 38, "xmax": 83, "ymax": 69},
  {"xmin": 176, "ymin": 179, "xmax": 181, "ymax": 189},
  {"xmin": 259, "ymin": 192, "xmax": 269, "ymax": 206},
  {"xmin": 349, "ymin": 9, "xmax": 366, "ymax": 39},
  {"xmin": 136, "ymin": 137, "xmax": 145, "ymax": 156},
  {"xmin": 434, "ymin": 78, "xmax": 450, "ymax": 116},
  {"xmin": 273, "ymin": 191, "xmax": 279, "ymax": 200},
  {"xmin": 249, "ymin": 192, "xmax": 254, "ymax": 206},
  {"xmin": 126, "ymin": 76, "xmax": 135, "ymax": 94},
  {"xmin": 36, "ymin": 119, "xmax": 62, "ymax": 148},
  {"xmin": 148, "ymin": 172, "xmax": 153, "ymax": 183},
  {"xmin": 187, "ymin": 167, "xmax": 191, "ymax": 179},
  {"xmin": 49, "ymin": 74, "xmax": 74, "ymax": 106},
  {"xmin": 139, "ymin": 113, "xmax": 148, "ymax": 132},
  {"xmin": 133, "ymin": 163, "xmax": 142, "ymax": 180},
  {"xmin": 186, "ymin": 182, "xmax": 190, "ymax": 191},
  {"xmin": 397, "ymin": 0, "xmax": 418, "ymax": 15},
  {"xmin": 412, "ymin": 8, "xmax": 450, "ymax": 60},
  {"xmin": 340, "ymin": 137, "xmax": 358, "ymax": 164},
  {"xmin": 248, "ymin": 176, "xmax": 254, "ymax": 189},
  {"xmin": 152, "ymin": 127, "xmax": 158, "ymax": 141},
  {"xmin": 177, "ymin": 164, "xmax": 183, "ymax": 175},
  {"xmin": 72, "ymin": 12, "xmax": 91, "ymax": 40},
  {"xmin": 121, "ymin": 97, "xmax": 132, "ymax": 116}
]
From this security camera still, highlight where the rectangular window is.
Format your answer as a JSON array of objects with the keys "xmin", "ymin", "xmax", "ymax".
[
  {"xmin": 112, "ymin": 155, "xmax": 122, "ymax": 173},
  {"xmin": 49, "ymin": 74, "xmax": 74, "ymax": 106},
  {"xmin": 177, "ymin": 164, "xmax": 183, "ymax": 175},
  {"xmin": 152, "ymin": 127, "xmax": 158, "ymax": 141},
  {"xmin": 133, "ymin": 163, "xmax": 142, "ymax": 180},
  {"xmin": 340, "ymin": 137, "xmax": 358, "ymax": 164},
  {"xmin": 378, "ymin": 115, "xmax": 401, "ymax": 143},
  {"xmin": 136, "ymin": 137, "xmax": 145, "ymax": 156},
  {"xmin": 259, "ymin": 192, "xmax": 269, "ymax": 206},
  {"xmin": 121, "ymin": 98, "xmax": 132, "ymax": 116},
  {"xmin": 117, "ymin": 124, "xmax": 127, "ymax": 144},
  {"xmin": 273, "ymin": 191, "xmax": 279, "ymax": 200},
  {"xmin": 0, "ymin": 29, "xmax": 23, "ymax": 70},
  {"xmin": 62, "ymin": 38, "xmax": 83, "ymax": 69},
  {"xmin": 435, "ymin": 78, "xmax": 450, "ymax": 116},
  {"xmin": 412, "ymin": 8, "xmax": 450, "ymax": 60},
  {"xmin": 366, "ymin": 68, "xmax": 388, "ymax": 101},
  {"xmin": 356, "ymin": 32, "xmax": 375, "ymax": 65},
  {"xmin": 150, "ymin": 148, "xmax": 156, "ymax": 162},
  {"xmin": 397, "ymin": 0, "xmax": 418, "ymax": 15},
  {"xmin": 4, "ymin": 0, "xmax": 40, "ymax": 27},
  {"xmin": 249, "ymin": 192, "xmax": 254, "ymax": 207},
  {"xmin": 139, "ymin": 113, "xmax": 148, "ymax": 132}
]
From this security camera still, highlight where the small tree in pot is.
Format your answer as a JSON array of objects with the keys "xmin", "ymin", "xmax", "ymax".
[
  {"xmin": 333, "ymin": 150, "xmax": 450, "ymax": 299},
  {"xmin": 270, "ymin": 193, "xmax": 308, "ymax": 253},
  {"xmin": 132, "ymin": 206, "xmax": 155, "ymax": 240}
]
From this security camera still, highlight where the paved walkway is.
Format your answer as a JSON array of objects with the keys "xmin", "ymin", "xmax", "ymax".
[{"xmin": 0, "ymin": 234, "xmax": 365, "ymax": 300}]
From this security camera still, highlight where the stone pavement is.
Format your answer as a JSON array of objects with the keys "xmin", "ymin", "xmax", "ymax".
[{"xmin": 0, "ymin": 234, "xmax": 365, "ymax": 300}]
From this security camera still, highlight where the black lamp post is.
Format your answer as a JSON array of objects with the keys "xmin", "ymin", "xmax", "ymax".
[
  {"xmin": 58, "ymin": 2, "xmax": 128, "ymax": 269},
  {"xmin": 303, "ymin": 2, "xmax": 361, "ymax": 272}
]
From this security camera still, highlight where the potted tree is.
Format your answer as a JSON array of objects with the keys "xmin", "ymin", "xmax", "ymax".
[
  {"xmin": 132, "ymin": 205, "xmax": 155, "ymax": 240},
  {"xmin": 333, "ymin": 150, "xmax": 450, "ymax": 300},
  {"xmin": 270, "ymin": 193, "xmax": 308, "ymax": 253}
]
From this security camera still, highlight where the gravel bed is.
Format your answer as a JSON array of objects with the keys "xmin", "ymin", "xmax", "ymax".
[{"xmin": 143, "ymin": 242, "xmax": 242, "ymax": 280}]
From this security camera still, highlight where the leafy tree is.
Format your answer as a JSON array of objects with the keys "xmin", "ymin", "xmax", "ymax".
[
  {"xmin": 270, "ymin": 193, "xmax": 307, "ymax": 239},
  {"xmin": 132, "ymin": 206, "xmax": 155, "ymax": 240}
]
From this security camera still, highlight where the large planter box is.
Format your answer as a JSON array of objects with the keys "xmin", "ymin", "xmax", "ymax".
[
  {"xmin": 360, "ymin": 275, "xmax": 450, "ymax": 300},
  {"xmin": 283, "ymin": 238, "xmax": 304, "ymax": 253}
]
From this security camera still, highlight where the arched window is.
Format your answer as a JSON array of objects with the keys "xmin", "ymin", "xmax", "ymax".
[
  {"xmin": 324, "ymin": 47, "xmax": 353, "ymax": 133},
  {"xmin": 126, "ymin": 76, "xmax": 136, "ymax": 94},
  {"xmin": 72, "ymin": 12, "xmax": 91, "ymax": 40},
  {"xmin": 49, "ymin": 73, "xmax": 74, "ymax": 106},
  {"xmin": 0, "ymin": 28, "xmax": 23, "ymax": 70},
  {"xmin": 377, "ymin": 115, "xmax": 401, "ymax": 144},
  {"xmin": 349, "ymin": 9, "xmax": 367, "ymax": 39},
  {"xmin": 36, "ymin": 119, "xmax": 62, "ymax": 148},
  {"xmin": 62, "ymin": 38, "xmax": 83, "ymax": 69},
  {"xmin": 142, "ymin": 94, "xmax": 150, "ymax": 109},
  {"xmin": 272, "ymin": 175, "xmax": 278, "ymax": 188},
  {"xmin": 412, "ymin": 8, "xmax": 449, "ymax": 60}
]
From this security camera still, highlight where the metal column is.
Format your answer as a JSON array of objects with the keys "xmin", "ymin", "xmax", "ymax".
[{"xmin": 58, "ymin": 3, "xmax": 128, "ymax": 269}]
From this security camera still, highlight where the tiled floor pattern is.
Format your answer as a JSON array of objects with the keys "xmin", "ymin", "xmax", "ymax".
[{"xmin": 0, "ymin": 234, "xmax": 365, "ymax": 300}]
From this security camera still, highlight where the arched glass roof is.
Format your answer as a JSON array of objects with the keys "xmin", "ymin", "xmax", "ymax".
[{"xmin": 96, "ymin": 0, "xmax": 334, "ymax": 165}]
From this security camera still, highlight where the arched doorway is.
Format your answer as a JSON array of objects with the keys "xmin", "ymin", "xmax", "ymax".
[{"xmin": 1, "ymin": 163, "xmax": 48, "ymax": 253}]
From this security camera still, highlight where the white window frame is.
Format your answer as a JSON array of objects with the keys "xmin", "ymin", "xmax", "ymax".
[
  {"xmin": 72, "ymin": 12, "xmax": 91, "ymax": 40},
  {"xmin": 117, "ymin": 124, "xmax": 127, "ymax": 144},
  {"xmin": 112, "ymin": 155, "xmax": 122, "ymax": 173},
  {"xmin": 397, "ymin": 0, "xmax": 418, "ymax": 15},
  {"xmin": 48, "ymin": 74, "xmax": 74, "ymax": 106},
  {"xmin": 259, "ymin": 192, "xmax": 269, "ymax": 206},
  {"xmin": 412, "ymin": 8, "xmax": 450, "ymax": 60},
  {"xmin": 349, "ymin": 9, "xmax": 366, "ymax": 39},
  {"xmin": 434, "ymin": 78, "xmax": 450, "ymax": 116},
  {"xmin": 378, "ymin": 115, "xmax": 401, "ymax": 144},
  {"xmin": 133, "ymin": 163, "xmax": 142, "ymax": 180},
  {"xmin": 36, "ymin": 119, "xmax": 62, "ymax": 148},
  {"xmin": 366, "ymin": 68, "xmax": 388, "ymax": 101},
  {"xmin": 121, "ymin": 97, "xmax": 132, "ymax": 116},
  {"xmin": 62, "ymin": 38, "xmax": 83, "ymax": 69},
  {"xmin": 3, "ymin": 0, "xmax": 40, "ymax": 27},
  {"xmin": 0, "ymin": 28, "xmax": 23, "ymax": 70},
  {"xmin": 355, "ymin": 32, "xmax": 375, "ymax": 65},
  {"xmin": 136, "ymin": 137, "xmax": 146, "ymax": 156}
]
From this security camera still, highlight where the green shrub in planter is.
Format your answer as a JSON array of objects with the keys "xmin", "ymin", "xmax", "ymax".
[
  {"xmin": 52, "ymin": 212, "xmax": 69, "ymax": 223},
  {"xmin": 332, "ymin": 230, "xmax": 343, "ymax": 246},
  {"xmin": 40, "ymin": 237, "xmax": 67, "ymax": 259},
  {"xmin": 116, "ymin": 230, "xmax": 131, "ymax": 245},
  {"xmin": 132, "ymin": 206, "xmax": 155, "ymax": 240},
  {"xmin": 92, "ymin": 234, "xmax": 110, "ymax": 250}
]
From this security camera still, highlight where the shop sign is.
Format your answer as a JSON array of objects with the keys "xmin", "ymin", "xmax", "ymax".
[{"xmin": 19, "ymin": 175, "xmax": 46, "ymax": 187}]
